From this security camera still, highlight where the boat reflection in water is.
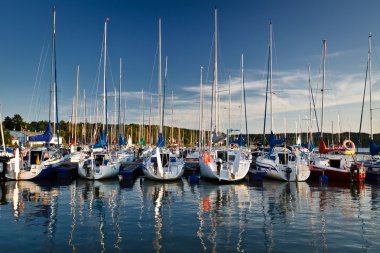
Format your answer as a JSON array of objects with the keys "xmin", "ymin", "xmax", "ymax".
[
  {"xmin": 139, "ymin": 178, "xmax": 185, "ymax": 252},
  {"xmin": 0, "ymin": 178, "xmax": 379, "ymax": 252},
  {"xmin": 74, "ymin": 179, "xmax": 122, "ymax": 253},
  {"xmin": 196, "ymin": 182, "xmax": 252, "ymax": 252}
]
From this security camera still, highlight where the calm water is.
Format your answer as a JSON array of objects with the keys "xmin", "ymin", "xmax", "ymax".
[{"xmin": 0, "ymin": 177, "xmax": 379, "ymax": 253}]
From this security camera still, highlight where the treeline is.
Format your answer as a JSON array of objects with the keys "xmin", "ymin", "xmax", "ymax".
[{"xmin": 0, "ymin": 114, "xmax": 378, "ymax": 148}]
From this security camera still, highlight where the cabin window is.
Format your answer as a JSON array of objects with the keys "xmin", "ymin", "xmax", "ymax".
[
  {"xmin": 228, "ymin": 155, "xmax": 235, "ymax": 162},
  {"xmin": 217, "ymin": 151, "xmax": 228, "ymax": 162},
  {"xmin": 95, "ymin": 155, "xmax": 104, "ymax": 166},
  {"xmin": 329, "ymin": 159, "xmax": 341, "ymax": 169},
  {"xmin": 288, "ymin": 155, "xmax": 295, "ymax": 162},
  {"xmin": 30, "ymin": 151, "xmax": 42, "ymax": 165},
  {"xmin": 278, "ymin": 153, "xmax": 287, "ymax": 164}
]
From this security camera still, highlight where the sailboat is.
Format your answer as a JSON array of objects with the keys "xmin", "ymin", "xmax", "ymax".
[
  {"xmin": 6, "ymin": 7, "xmax": 64, "ymax": 180},
  {"xmin": 142, "ymin": 18, "xmax": 185, "ymax": 181},
  {"xmin": 309, "ymin": 40, "xmax": 365, "ymax": 183},
  {"xmin": 198, "ymin": 7, "xmax": 251, "ymax": 182},
  {"xmin": 77, "ymin": 18, "xmax": 120, "ymax": 180},
  {"xmin": 356, "ymin": 33, "xmax": 380, "ymax": 182},
  {"xmin": 254, "ymin": 21, "xmax": 310, "ymax": 182}
]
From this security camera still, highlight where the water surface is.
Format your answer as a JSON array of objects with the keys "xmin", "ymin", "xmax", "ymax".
[{"xmin": 0, "ymin": 178, "xmax": 379, "ymax": 252}]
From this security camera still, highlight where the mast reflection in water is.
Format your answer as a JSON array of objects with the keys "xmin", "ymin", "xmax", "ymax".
[{"xmin": 0, "ymin": 178, "xmax": 379, "ymax": 252}]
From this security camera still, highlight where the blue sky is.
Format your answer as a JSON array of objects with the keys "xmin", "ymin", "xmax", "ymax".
[{"xmin": 1, "ymin": 0, "xmax": 380, "ymax": 134}]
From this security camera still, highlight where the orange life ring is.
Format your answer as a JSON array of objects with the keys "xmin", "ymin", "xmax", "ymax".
[{"xmin": 343, "ymin": 140, "xmax": 355, "ymax": 151}]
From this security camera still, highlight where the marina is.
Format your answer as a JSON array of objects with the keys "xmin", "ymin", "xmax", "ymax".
[{"xmin": 2, "ymin": 0, "xmax": 380, "ymax": 252}]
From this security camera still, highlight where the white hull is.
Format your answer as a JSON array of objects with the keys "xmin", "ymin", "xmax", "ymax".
[
  {"xmin": 199, "ymin": 149, "xmax": 251, "ymax": 182},
  {"xmin": 5, "ymin": 148, "xmax": 64, "ymax": 180},
  {"xmin": 255, "ymin": 155, "xmax": 310, "ymax": 182},
  {"xmin": 143, "ymin": 148, "xmax": 185, "ymax": 181},
  {"xmin": 78, "ymin": 154, "xmax": 120, "ymax": 180}
]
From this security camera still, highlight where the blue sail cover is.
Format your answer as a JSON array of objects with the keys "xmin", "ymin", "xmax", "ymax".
[
  {"xmin": 157, "ymin": 133, "xmax": 165, "ymax": 147},
  {"xmin": 230, "ymin": 133, "xmax": 243, "ymax": 146},
  {"xmin": 90, "ymin": 131, "xmax": 108, "ymax": 149},
  {"xmin": 268, "ymin": 131, "xmax": 286, "ymax": 155},
  {"xmin": 301, "ymin": 143, "xmax": 314, "ymax": 151},
  {"xmin": 369, "ymin": 139, "xmax": 380, "ymax": 156},
  {"xmin": 118, "ymin": 135, "xmax": 126, "ymax": 145},
  {"xmin": 29, "ymin": 122, "xmax": 53, "ymax": 142}
]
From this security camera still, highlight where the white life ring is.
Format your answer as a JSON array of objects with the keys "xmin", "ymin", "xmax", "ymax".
[{"xmin": 343, "ymin": 140, "xmax": 355, "ymax": 151}]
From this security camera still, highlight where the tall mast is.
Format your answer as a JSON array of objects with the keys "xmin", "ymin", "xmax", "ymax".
[
  {"xmin": 52, "ymin": 6, "xmax": 60, "ymax": 145},
  {"xmin": 215, "ymin": 7, "xmax": 219, "ymax": 133},
  {"xmin": 321, "ymin": 40, "xmax": 327, "ymax": 138},
  {"xmin": 240, "ymin": 55, "xmax": 243, "ymax": 132},
  {"xmin": 84, "ymin": 89, "xmax": 87, "ymax": 144},
  {"xmin": 119, "ymin": 58, "xmax": 122, "ymax": 140},
  {"xmin": 70, "ymin": 96, "xmax": 74, "ymax": 142},
  {"xmin": 369, "ymin": 33, "xmax": 373, "ymax": 139},
  {"xmin": 171, "ymin": 91, "xmax": 174, "ymax": 144},
  {"xmin": 103, "ymin": 18, "xmax": 109, "ymax": 132},
  {"xmin": 262, "ymin": 20, "xmax": 272, "ymax": 149},
  {"xmin": 228, "ymin": 75, "xmax": 231, "ymax": 147},
  {"xmin": 142, "ymin": 89, "xmax": 144, "ymax": 142},
  {"xmin": 114, "ymin": 87, "xmax": 117, "ymax": 142},
  {"xmin": 242, "ymin": 53, "xmax": 248, "ymax": 146},
  {"xmin": 158, "ymin": 18, "xmax": 163, "ymax": 134},
  {"xmin": 269, "ymin": 20, "xmax": 273, "ymax": 133},
  {"xmin": 74, "ymin": 64, "xmax": 79, "ymax": 145},
  {"xmin": 149, "ymin": 95, "xmax": 152, "ymax": 145},
  {"xmin": 210, "ymin": 7, "xmax": 219, "ymax": 147},
  {"xmin": 49, "ymin": 7, "xmax": 56, "ymax": 129},
  {"xmin": 199, "ymin": 66, "xmax": 203, "ymax": 150},
  {"xmin": 308, "ymin": 65, "xmax": 312, "ymax": 145}
]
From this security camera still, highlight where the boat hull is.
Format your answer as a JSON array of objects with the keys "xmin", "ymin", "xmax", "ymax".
[
  {"xmin": 309, "ymin": 164, "xmax": 365, "ymax": 183},
  {"xmin": 78, "ymin": 159, "xmax": 120, "ymax": 180},
  {"xmin": 199, "ymin": 149, "xmax": 251, "ymax": 182},
  {"xmin": 255, "ymin": 157, "xmax": 310, "ymax": 182}
]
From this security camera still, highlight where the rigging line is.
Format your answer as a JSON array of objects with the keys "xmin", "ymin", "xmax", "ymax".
[
  {"xmin": 90, "ymin": 34, "xmax": 104, "ymax": 127},
  {"xmin": 313, "ymin": 42, "xmax": 325, "ymax": 135},
  {"xmin": 205, "ymin": 30, "xmax": 214, "ymax": 89},
  {"xmin": 28, "ymin": 41, "xmax": 47, "ymax": 122},
  {"xmin": 148, "ymin": 43, "xmax": 159, "ymax": 100},
  {"xmin": 34, "ymin": 43, "xmax": 50, "ymax": 122},
  {"xmin": 272, "ymin": 25, "xmax": 279, "ymax": 84},
  {"xmin": 358, "ymin": 58, "xmax": 369, "ymax": 149},
  {"xmin": 106, "ymin": 46, "xmax": 117, "ymax": 98},
  {"xmin": 308, "ymin": 67, "xmax": 320, "ymax": 135}
]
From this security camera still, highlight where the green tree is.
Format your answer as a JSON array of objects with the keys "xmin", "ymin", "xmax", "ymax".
[
  {"xmin": 12, "ymin": 114, "xmax": 24, "ymax": 131},
  {"xmin": 0, "ymin": 130, "xmax": 12, "ymax": 146},
  {"xmin": 3, "ymin": 116, "xmax": 13, "ymax": 130}
]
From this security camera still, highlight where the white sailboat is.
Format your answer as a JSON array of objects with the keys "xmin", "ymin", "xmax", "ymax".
[
  {"xmin": 6, "ymin": 7, "xmax": 64, "ymax": 181},
  {"xmin": 142, "ymin": 18, "xmax": 185, "ymax": 181},
  {"xmin": 199, "ymin": 7, "xmax": 251, "ymax": 182},
  {"xmin": 77, "ymin": 18, "xmax": 120, "ymax": 180},
  {"xmin": 254, "ymin": 21, "xmax": 310, "ymax": 182}
]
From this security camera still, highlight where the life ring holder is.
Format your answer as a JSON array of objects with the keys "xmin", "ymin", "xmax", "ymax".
[{"xmin": 343, "ymin": 140, "xmax": 355, "ymax": 151}]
